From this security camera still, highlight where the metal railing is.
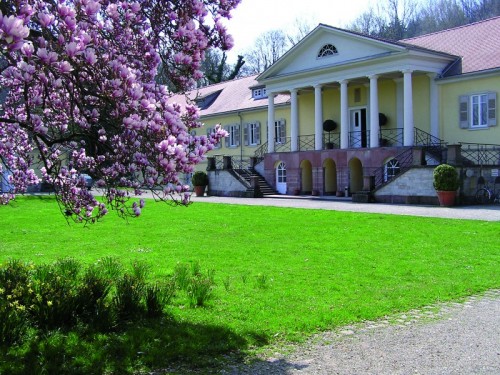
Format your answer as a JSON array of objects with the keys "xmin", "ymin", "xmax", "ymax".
[
  {"xmin": 275, "ymin": 137, "xmax": 291, "ymax": 153},
  {"xmin": 229, "ymin": 156, "xmax": 251, "ymax": 170},
  {"xmin": 459, "ymin": 143, "xmax": 500, "ymax": 166},
  {"xmin": 323, "ymin": 133, "xmax": 340, "ymax": 149},
  {"xmin": 213, "ymin": 155, "xmax": 224, "ymax": 170},
  {"xmin": 414, "ymin": 128, "xmax": 446, "ymax": 147},
  {"xmin": 298, "ymin": 134, "xmax": 315, "ymax": 151},
  {"xmin": 349, "ymin": 130, "xmax": 370, "ymax": 148},
  {"xmin": 372, "ymin": 147, "xmax": 414, "ymax": 189},
  {"xmin": 254, "ymin": 142, "xmax": 267, "ymax": 163},
  {"xmin": 379, "ymin": 128, "xmax": 403, "ymax": 147}
]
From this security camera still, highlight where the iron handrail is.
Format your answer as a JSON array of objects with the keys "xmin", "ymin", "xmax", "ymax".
[
  {"xmin": 459, "ymin": 143, "xmax": 500, "ymax": 166},
  {"xmin": 372, "ymin": 147, "xmax": 414, "ymax": 189}
]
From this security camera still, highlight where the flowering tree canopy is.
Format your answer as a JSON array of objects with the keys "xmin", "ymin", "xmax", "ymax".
[{"xmin": 0, "ymin": 0, "xmax": 238, "ymax": 223}]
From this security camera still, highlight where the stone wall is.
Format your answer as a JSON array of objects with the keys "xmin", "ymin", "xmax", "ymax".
[
  {"xmin": 207, "ymin": 170, "xmax": 250, "ymax": 197},
  {"xmin": 374, "ymin": 167, "xmax": 439, "ymax": 204}
]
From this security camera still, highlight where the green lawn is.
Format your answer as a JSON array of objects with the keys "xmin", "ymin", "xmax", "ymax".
[{"xmin": 1, "ymin": 195, "xmax": 499, "ymax": 373}]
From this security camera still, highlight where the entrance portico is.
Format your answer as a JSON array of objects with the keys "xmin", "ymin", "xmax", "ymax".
[{"xmin": 259, "ymin": 24, "xmax": 455, "ymax": 152}]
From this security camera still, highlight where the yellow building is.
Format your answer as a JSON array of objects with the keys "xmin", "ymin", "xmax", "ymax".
[{"xmin": 174, "ymin": 17, "xmax": 500, "ymax": 204}]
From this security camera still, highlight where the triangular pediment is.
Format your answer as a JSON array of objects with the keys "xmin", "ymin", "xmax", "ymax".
[{"xmin": 258, "ymin": 25, "xmax": 409, "ymax": 81}]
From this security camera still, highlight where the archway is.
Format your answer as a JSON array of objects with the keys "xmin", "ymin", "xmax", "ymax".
[
  {"xmin": 383, "ymin": 157, "xmax": 400, "ymax": 182},
  {"xmin": 300, "ymin": 159, "xmax": 313, "ymax": 194},
  {"xmin": 323, "ymin": 158, "xmax": 337, "ymax": 194},
  {"xmin": 348, "ymin": 157, "xmax": 363, "ymax": 193}
]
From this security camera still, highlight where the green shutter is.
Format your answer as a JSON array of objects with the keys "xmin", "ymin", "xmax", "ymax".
[
  {"xmin": 459, "ymin": 95, "xmax": 469, "ymax": 129},
  {"xmin": 488, "ymin": 92, "xmax": 497, "ymax": 127}
]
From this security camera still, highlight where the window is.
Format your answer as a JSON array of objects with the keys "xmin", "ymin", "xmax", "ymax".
[
  {"xmin": 244, "ymin": 122, "xmax": 261, "ymax": 146},
  {"xmin": 459, "ymin": 92, "xmax": 497, "ymax": 129},
  {"xmin": 317, "ymin": 44, "xmax": 338, "ymax": 58},
  {"xmin": 384, "ymin": 159, "xmax": 400, "ymax": 182},
  {"xmin": 224, "ymin": 124, "xmax": 240, "ymax": 148},
  {"xmin": 277, "ymin": 162, "xmax": 286, "ymax": 183},
  {"xmin": 206, "ymin": 127, "xmax": 221, "ymax": 149},
  {"xmin": 252, "ymin": 87, "xmax": 267, "ymax": 99},
  {"xmin": 274, "ymin": 119, "xmax": 286, "ymax": 144}
]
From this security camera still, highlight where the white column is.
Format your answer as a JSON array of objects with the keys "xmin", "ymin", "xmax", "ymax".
[
  {"xmin": 267, "ymin": 92, "xmax": 275, "ymax": 153},
  {"xmin": 314, "ymin": 84, "xmax": 323, "ymax": 151},
  {"xmin": 369, "ymin": 75, "xmax": 379, "ymax": 148},
  {"xmin": 403, "ymin": 70, "xmax": 414, "ymax": 146},
  {"xmin": 428, "ymin": 73, "xmax": 439, "ymax": 139},
  {"xmin": 340, "ymin": 80, "xmax": 349, "ymax": 149},
  {"xmin": 290, "ymin": 89, "xmax": 299, "ymax": 152}
]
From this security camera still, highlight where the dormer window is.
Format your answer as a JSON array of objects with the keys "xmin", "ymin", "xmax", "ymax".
[
  {"xmin": 318, "ymin": 44, "xmax": 338, "ymax": 58},
  {"xmin": 252, "ymin": 87, "xmax": 267, "ymax": 99}
]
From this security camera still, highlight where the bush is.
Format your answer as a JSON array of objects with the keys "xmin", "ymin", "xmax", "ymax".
[
  {"xmin": 191, "ymin": 171, "xmax": 208, "ymax": 186},
  {"xmin": 433, "ymin": 164, "xmax": 460, "ymax": 191}
]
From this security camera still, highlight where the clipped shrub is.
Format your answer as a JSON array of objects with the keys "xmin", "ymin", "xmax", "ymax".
[
  {"xmin": 191, "ymin": 171, "xmax": 208, "ymax": 186},
  {"xmin": 433, "ymin": 164, "xmax": 460, "ymax": 191}
]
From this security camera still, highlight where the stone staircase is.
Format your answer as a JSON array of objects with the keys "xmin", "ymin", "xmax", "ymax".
[{"xmin": 233, "ymin": 169, "xmax": 277, "ymax": 196}]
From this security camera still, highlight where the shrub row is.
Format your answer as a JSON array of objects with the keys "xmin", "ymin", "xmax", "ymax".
[{"xmin": 0, "ymin": 258, "xmax": 216, "ymax": 346}]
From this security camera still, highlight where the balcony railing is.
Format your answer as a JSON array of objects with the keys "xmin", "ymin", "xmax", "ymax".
[
  {"xmin": 459, "ymin": 143, "xmax": 500, "ymax": 166},
  {"xmin": 349, "ymin": 130, "xmax": 370, "ymax": 148},
  {"xmin": 379, "ymin": 128, "xmax": 403, "ymax": 147},
  {"xmin": 323, "ymin": 133, "xmax": 340, "ymax": 149},
  {"xmin": 274, "ymin": 137, "xmax": 291, "ymax": 153},
  {"xmin": 298, "ymin": 134, "xmax": 315, "ymax": 151}
]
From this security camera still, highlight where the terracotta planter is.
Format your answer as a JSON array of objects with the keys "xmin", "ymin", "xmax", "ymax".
[
  {"xmin": 436, "ymin": 190, "xmax": 456, "ymax": 207},
  {"xmin": 194, "ymin": 185, "xmax": 205, "ymax": 197}
]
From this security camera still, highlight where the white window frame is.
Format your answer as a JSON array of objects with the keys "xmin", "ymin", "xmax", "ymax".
[
  {"xmin": 225, "ymin": 124, "xmax": 240, "ymax": 148},
  {"xmin": 459, "ymin": 92, "xmax": 497, "ymax": 129},
  {"xmin": 245, "ymin": 122, "xmax": 260, "ymax": 146},
  {"xmin": 274, "ymin": 119, "xmax": 286, "ymax": 144},
  {"xmin": 252, "ymin": 87, "xmax": 267, "ymax": 99},
  {"xmin": 384, "ymin": 159, "xmax": 400, "ymax": 182},
  {"xmin": 471, "ymin": 94, "xmax": 488, "ymax": 128}
]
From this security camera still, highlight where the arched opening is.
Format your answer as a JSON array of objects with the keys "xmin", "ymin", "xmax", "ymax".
[
  {"xmin": 383, "ymin": 157, "xmax": 400, "ymax": 182},
  {"xmin": 275, "ymin": 161, "xmax": 287, "ymax": 194},
  {"xmin": 300, "ymin": 159, "xmax": 313, "ymax": 194},
  {"xmin": 348, "ymin": 157, "xmax": 363, "ymax": 193},
  {"xmin": 323, "ymin": 158, "xmax": 337, "ymax": 194}
]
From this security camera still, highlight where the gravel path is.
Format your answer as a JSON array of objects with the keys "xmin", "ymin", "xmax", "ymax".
[{"xmin": 224, "ymin": 290, "xmax": 500, "ymax": 374}]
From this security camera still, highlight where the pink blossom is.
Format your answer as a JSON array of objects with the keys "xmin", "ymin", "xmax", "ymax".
[{"xmin": 0, "ymin": 0, "xmax": 240, "ymax": 223}]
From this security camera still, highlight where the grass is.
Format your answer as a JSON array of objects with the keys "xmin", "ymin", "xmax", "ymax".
[{"xmin": 1, "ymin": 195, "xmax": 499, "ymax": 373}]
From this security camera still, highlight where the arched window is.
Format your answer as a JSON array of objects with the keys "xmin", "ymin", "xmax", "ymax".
[
  {"xmin": 384, "ymin": 159, "xmax": 400, "ymax": 182},
  {"xmin": 277, "ymin": 162, "xmax": 286, "ymax": 183},
  {"xmin": 317, "ymin": 44, "xmax": 338, "ymax": 58}
]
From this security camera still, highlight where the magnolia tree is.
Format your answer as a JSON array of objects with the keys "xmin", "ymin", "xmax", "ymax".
[{"xmin": 0, "ymin": 0, "xmax": 238, "ymax": 223}]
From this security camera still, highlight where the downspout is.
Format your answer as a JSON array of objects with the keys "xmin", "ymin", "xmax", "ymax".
[{"xmin": 238, "ymin": 111, "xmax": 243, "ymax": 162}]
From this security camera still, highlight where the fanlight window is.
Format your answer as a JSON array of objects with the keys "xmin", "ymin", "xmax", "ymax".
[{"xmin": 318, "ymin": 44, "xmax": 338, "ymax": 58}]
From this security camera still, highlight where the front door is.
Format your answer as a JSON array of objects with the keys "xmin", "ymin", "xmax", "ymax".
[
  {"xmin": 349, "ymin": 108, "xmax": 367, "ymax": 148},
  {"xmin": 276, "ymin": 162, "xmax": 287, "ymax": 194}
]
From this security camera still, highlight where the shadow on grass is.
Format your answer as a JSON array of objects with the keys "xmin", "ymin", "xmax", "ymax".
[{"xmin": 1, "ymin": 317, "xmax": 264, "ymax": 375}]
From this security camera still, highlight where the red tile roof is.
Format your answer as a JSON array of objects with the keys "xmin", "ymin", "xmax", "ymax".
[
  {"xmin": 402, "ymin": 16, "xmax": 500, "ymax": 74},
  {"xmin": 169, "ymin": 75, "xmax": 290, "ymax": 117}
]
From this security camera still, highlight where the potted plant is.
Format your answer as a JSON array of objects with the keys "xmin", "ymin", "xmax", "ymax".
[
  {"xmin": 191, "ymin": 171, "xmax": 209, "ymax": 197},
  {"xmin": 323, "ymin": 119, "xmax": 337, "ymax": 149},
  {"xmin": 433, "ymin": 164, "xmax": 460, "ymax": 206}
]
